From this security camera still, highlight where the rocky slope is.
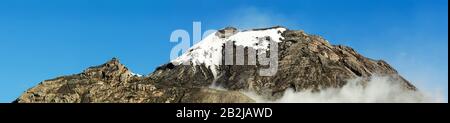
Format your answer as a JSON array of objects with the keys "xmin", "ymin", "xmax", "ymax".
[{"xmin": 15, "ymin": 26, "xmax": 417, "ymax": 103}]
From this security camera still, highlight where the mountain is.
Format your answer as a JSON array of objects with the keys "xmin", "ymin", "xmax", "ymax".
[{"xmin": 15, "ymin": 26, "xmax": 419, "ymax": 103}]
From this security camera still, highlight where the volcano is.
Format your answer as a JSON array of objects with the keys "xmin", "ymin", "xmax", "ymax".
[{"xmin": 15, "ymin": 26, "xmax": 423, "ymax": 103}]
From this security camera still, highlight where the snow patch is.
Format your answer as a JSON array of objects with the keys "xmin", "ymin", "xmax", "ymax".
[
  {"xmin": 171, "ymin": 27, "xmax": 287, "ymax": 77},
  {"xmin": 130, "ymin": 72, "xmax": 143, "ymax": 77}
]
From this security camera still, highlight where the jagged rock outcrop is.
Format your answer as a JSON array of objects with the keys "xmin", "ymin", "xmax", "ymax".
[
  {"xmin": 16, "ymin": 58, "xmax": 254, "ymax": 103},
  {"xmin": 16, "ymin": 26, "xmax": 416, "ymax": 103}
]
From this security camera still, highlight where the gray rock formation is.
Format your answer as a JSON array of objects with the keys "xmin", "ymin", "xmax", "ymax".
[
  {"xmin": 15, "ymin": 26, "xmax": 416, "ymax": 103},
  {"xmin": 15, "ymin": 58, "xmax": 253, "ymax": 103}
]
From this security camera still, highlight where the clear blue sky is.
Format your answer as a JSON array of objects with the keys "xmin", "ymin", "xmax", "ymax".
[{"xmin": 0, "ymin": 0, "xmax": 447, "ymax": 102}]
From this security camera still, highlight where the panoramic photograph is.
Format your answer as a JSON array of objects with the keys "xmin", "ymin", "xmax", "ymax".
[{"xmin": 0, "ymin": 0, "xmax": 447, "ymax": 121}]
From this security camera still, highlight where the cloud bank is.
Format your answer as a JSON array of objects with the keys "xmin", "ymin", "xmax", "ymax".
[{"xmin": 242, "ymin": 76, "xmax": 444, "ymax": 103}]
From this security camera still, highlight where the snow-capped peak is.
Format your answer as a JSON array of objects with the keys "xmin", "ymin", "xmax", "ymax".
[{"xmin": 171, "ymin": 27, "xmax": 287, "ymax": 77}]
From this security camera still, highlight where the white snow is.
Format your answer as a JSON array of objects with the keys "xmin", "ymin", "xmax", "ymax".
[
  {"xmin": 228, "ymin": 28, "xmax": 286, "ymax": 50},
  {"xmin": 242, "ymin": 76, "xmax": 443, "ymax": 103},
  {"xmin": 170, "ymin": 27, "xmax": 287, "ymax": 77},
  {"xmin": 130, "ymin": 72, "xmax": 143, "ymax": 77}
]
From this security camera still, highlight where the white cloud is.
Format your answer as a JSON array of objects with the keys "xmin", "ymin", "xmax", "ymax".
[{"xmin": 242, "ymin": 76, "xmax": 444, "ymax": 103}]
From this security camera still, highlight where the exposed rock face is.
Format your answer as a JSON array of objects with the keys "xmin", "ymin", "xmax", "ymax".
[
  {"xmin": 214, "ymin": 30, "xmax": 416, "ymax": 99},
  {"xmin": 16, "ymin": 58, "xmax": 253, "ymax": 103},
  {"xmin": 16, "ymin": 26, "xmax": 416, "ymax": 103},
  {"xmin": 216, "ymin": 27, "xmax": 238, "ymax": 38}
]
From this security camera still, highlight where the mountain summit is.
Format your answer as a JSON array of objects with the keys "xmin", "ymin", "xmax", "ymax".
[{"xmin": 16, "ymin": 26, "xmax": 420, "ymax": 103}]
